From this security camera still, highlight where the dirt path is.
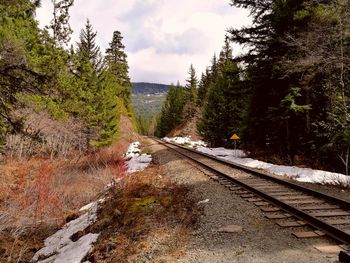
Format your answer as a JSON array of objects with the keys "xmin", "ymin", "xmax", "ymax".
[{"xmin": 149, "ymin": 140, "xmax": 340, "ymax": 263}]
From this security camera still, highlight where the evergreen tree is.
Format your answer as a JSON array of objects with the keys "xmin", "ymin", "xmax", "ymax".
[
  {"xmin": 210, "ymin": 54, "xmax": 218, "ymax": 81},
  {"xmin": 183, "ymin": 64, "xmax": 198, "ymax": 118},
  {"xmin": 198, "ymin": 68, "xmax": 213, "ymax": 106},
  {"xmin": 185, "ymin": 65, "xmax": 198, "ymax": 90},
  {"xmin": 92, "ymin": 70, "xmax": 123, "ymax": 147},
  {"xmin": 77, "ymin": 19, "xmax": 102, "ymax": 71},
  {"xmin": 228, "ymin": 0, "xmax": 315, "ymax": 160},
  {"xmin": 198, "ymin": 40, "xmax": 249, "ymax": 147},
  {"xmin": 156, "ymin": 84, "xmax": 187, "ymax": 137},
  {"xmin": 105, "ymin": 30, "xmax": 132, "ymax": 108}
]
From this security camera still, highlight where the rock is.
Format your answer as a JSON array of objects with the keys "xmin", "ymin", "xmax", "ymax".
[
  {"xmin": 216, "ymin": 225, "xmax": 243, "ymax": 233},
  {"xmin": 197, "ymin": 199, "xmax": 210, "ymax": 205}
]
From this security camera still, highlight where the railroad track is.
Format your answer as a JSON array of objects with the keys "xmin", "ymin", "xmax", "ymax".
[{"xmin": 153, "ymin": 138, "xmax": 350, "ymax": 250}]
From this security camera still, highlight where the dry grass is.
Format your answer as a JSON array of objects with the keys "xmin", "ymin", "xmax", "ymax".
[
  {"xmin": 6, "ymin": 107, "xmax": 89, "ymax": 159},
  {"xmin": 0, "ymin": 140, "xmax": 129, "ymax": 263},
  {"xmin": 167, "ymin": 111, "xmax": 202, "ymax": 140},
  {"xmin": 87, "ymin": 166, "xmax": 198, "ymax": 262}
]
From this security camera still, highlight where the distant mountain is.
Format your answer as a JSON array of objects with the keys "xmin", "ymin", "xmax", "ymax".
[
  {"xmin": 132, "ymin": 82, "xmax": 171, "ymax": 94},
  {"xmin": 131, "ymin": 82, "xmax": 170, "ymax": 119}
]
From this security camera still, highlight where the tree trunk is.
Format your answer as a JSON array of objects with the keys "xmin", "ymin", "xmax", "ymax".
[
  {"xmin": 286, "ymin": 119, "xmax": 292, "ymax": 164},
  {"xmin": 305, "ymin": 87, "xmax": 311, "ymax": 133}
]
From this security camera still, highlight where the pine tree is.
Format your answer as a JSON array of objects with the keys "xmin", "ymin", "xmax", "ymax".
[
  {"xmin": 198, "ymin": 39, "xmax": 249, "ymax": 147},
  {"xmin": 196, "ymin": 54, "xmax": 218, "ymax": 106},
  {"xmin": 156, "ymin": 84, "xmax": 187, "ymax": 137},
  {"xmin": 197, "ymin": 72, "xmax": 207, "ymax": 105},
  {"xmin": 183, "ymin": 64, "xmax": 198, "ymax": 118},
  {"xmin": 105, "ymin": 31, "xmax": 130, "ymax": 84},
  {"xmin": 77, "ymin": 19, "xmax": 102, "ymax": 71},
  {"xmin": 92, "ymin": 70, "xmax": 123, "ymax": 147},
  {"xmin": 210, "ymin": 54, "xmax": 218, "ymax": 81},
  {"xmin": 105, "ymin": 30, "xmax": 131, "ymax": 108},
  {"xmin": 228, "ymin": 0, "xmax": 312, "ymax": 159}
]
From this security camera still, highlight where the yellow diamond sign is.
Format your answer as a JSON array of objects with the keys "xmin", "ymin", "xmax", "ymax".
[{"xmin": 230, "ymin": 134, "xmax": 240, "ymax": 140}]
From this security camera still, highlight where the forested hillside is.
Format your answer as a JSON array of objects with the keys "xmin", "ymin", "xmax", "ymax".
[
  {"xmin": 131, "ymin": 82, "xmax": 170, "ymax": 120},
  {"xmin": 155, "ymin": 66, "xmax": 199, "ymax": 138},
  {"xmin": 132, "ymin": 82, "xmax": 170, "ymax": 94},
  {"xmin": 131, "ymin": 83, "xmax": 170, "ymax": 135},
  {"xmin": 157, "ymin": 0, "xmax": 350, "ymax": 174},
  {"xmin": 0, "ymin": 0, "xmax": 133, "ymax": 154}
]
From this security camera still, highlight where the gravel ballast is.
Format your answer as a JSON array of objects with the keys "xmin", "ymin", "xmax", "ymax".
[{"xmin": 150, "ymin": 141, "xmax": 340, "ymax": 263}]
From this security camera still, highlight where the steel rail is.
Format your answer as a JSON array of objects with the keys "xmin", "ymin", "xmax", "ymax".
[
  {"xmin": 153, "ymin": 138, "xmax": 350, "ymax": 245},
  {"xmin": 155, "ymin": 138, "xmax": 350, "ymax": 209}
]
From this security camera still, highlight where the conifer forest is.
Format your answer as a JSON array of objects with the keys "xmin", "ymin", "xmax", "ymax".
[
  {"xmin": 157, "ymin": 0, "xmax": 350, "ymax": 174},
  {"xmin": 0, "ymin": 0, "xmax": 133, "ymax": 154}
]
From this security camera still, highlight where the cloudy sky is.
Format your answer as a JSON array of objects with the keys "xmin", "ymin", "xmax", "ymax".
[{"xmin": 36, "ymin": 0, "xmax": 251, "ymax": 84}]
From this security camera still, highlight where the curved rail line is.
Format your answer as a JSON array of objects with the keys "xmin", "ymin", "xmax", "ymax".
[{"xmin": 153, "ymin": 138, "xmax": 350, "ymax": 245}]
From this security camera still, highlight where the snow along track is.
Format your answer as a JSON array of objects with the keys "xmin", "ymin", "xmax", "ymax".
[{"xmin": 152, "ymin": 138, "xmax": 350, "ymax": 247}]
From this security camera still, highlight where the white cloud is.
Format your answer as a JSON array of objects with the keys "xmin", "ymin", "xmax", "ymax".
[{"xmin": 36, "ymin": 0, "xmax": 251, "ymax": 84}]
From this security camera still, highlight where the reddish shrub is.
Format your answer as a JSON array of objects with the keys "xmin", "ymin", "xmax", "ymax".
[
  {"xmin": 113, "ymin": 159, "xmax": 127, "ymax": 179},
  {"xmin": 31, "ymin": 161, "xmax": 63, "ymax": 223}
]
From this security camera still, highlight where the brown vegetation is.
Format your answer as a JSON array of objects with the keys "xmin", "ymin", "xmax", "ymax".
[
  {"xmin": 5, "ymin": 107, "xmax": 89, "ymax": 159},
  {"xmin": 118, "ymin": 114, "xmax": 140, "ymax": 149},
  {"xmin": 87, "ymin": 166, "xmax": 198, "ymax": 262},
  {"xmin": 167, "ymin": 112, "xmax": 202, "ymax": 140},
  {"xmin": 0, "ymin": 139, "xmax": 128, "ymax": 262}
]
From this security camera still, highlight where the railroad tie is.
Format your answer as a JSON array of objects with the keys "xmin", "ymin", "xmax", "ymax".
[
  {"xmin": 325, "ymin": 219, "xmax": 350, "ymax": 225},
  {"xmin": 277, "ymin": 221, "xmax": 306, "ymax": 227},
  {"xmin": 240, "ymin": 194, "xmax": 255, "ymax": 198},
  {"xmin": 299, "ymin": 205, "xmax": 340, "ymax": 211},
  {"xmin": 310, "ymin": 211, "xmax": 350, "ymax": 217},
  {"xmin": 265, "ymin": 213, "xmax": 292, "ymax": 219},
  {"xmin": 285, "ymin": 199, "xmax": 325, "ymax": 205},
  {"xmin": 254, "ymin": 201, "xmax": 270, "ymax": 206},
  {"xmin": 260, "ymin": 207, "xmax": 281, "ymax": 212},
  {"xmin": 314, "ymin": 245, "xmax": 344, "ymax": 254},
  {"xmin": 247, "ymin": 198, "xmax": 262, "ymax": 202},
  {"xmin": 275, "ymin": 195, "xmax": 312, "ymax": 201},
  {"xmin": 293, "ymin": 230, "xmax": 325, "ymax": 238}
]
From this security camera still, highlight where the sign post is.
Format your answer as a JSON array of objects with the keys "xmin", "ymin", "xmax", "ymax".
[{"xmin": 230, "ymin": 134, "xmax": 240, "ymax": 158}]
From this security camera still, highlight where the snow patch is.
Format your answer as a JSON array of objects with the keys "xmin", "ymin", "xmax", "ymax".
[
  {"xmin": 197, "ymin": 146, "xmax": 246, "ymax": 158},
  {"xmin": 124, "ymin": 141, "xmax": 141, "ymax": 159},
  {"xmin": 125, "ymin": 141, "xmax": 152, "ymax": 173},
  {"xmin": 53, "ymin": 234, "xmax": 99, "ymax": 263},
  {"xmin": 32, "ymin": 202, "xmax": 99, "ymax": 263},
  {"xmin": 165, "ymin": 137, "xmax": 350, "ymax": 187},
  {"xmin": 79, "ymin": 202, "xmax": 95, "ymax": 212},
  {"xmin": 164, "ymin": 136, "xmax": 207, "ymax": 148}
]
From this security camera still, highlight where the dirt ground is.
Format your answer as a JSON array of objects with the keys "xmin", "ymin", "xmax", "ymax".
[{"xmin": 148, "ymin": 140, "xmax": 341, "ymax": 263}]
